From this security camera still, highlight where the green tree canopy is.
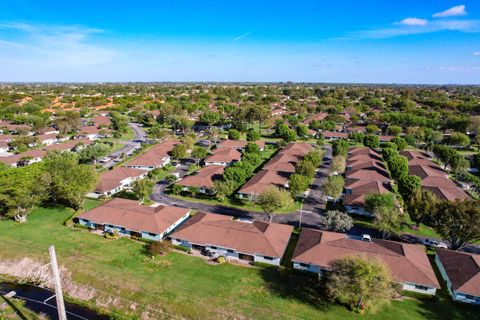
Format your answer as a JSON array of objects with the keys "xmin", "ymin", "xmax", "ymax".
[
  {"xmin": 256, "ymin": 186, "xmax": 294, "ymax": 222},
  {"xmin": 326, "ymin": 256, "xmax": 396, "ymax": 312}
]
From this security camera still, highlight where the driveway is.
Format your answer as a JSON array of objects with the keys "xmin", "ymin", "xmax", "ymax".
[
  {"xmin": 102, "ymin": 123, "xmax": 145, "ymax": 169},
  {"xmin": 149, "ymin": 146, "xmax": 334, "ymax": 229}
]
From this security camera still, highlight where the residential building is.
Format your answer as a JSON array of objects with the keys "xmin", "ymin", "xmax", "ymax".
[
  {"xmin": 435, "ymin": 249, "xmax": 480, "ymax": 305},
  {"xmin": 216, "ymin": 139, "xmax": 265, "ymax": 151},
  {"xmin": 292, "ymin": 228, "xmax": 440, "ymax": 295},
  {"xmin": 77, "ymin": 198, "xmax": 191, "ymax": 241},
  {"xmin": 343, "ymin": 147, "xmax": 393, "ymax": 216},
  {"xmin": 177, "ymin": 165, "xmax": 224, "ymax": 194},
  {"xmin": 322, "ymin": 131, "xmax": 349, "ymax": 141},
  {"xmin": 400, "ymin": 151, "xmax": 470, "ymax": 201},
  {"xmin": 90, "ymin": 167, "xmax": 148, "ymax": 198},
  {"xmin": 170, "ymin": 212, "xmax": 293, "ymax": 266},
  {"xmin": 204, "ymin": 147, "xmax": 242, "ymax": 166},
  {"xmin": 125, "ymin": 140, "xmax": 179, "ymax": 170},
  {"xmin": 238, "ymin": 142, "xmax": 313, "ymax": 198}
]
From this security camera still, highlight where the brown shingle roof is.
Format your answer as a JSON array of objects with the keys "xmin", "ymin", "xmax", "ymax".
[
  {"xmin": 238, "ymin": 170, "xmax": 290, "ymax": 195},
  {"xmin": 322, "ymin": 131, "xmax": 349, "ymax": 139},
  {"xmin": 171, "ymin": 212, "xmax": 293, "ymax": 258},
  {"xmin": 293, "ymin": 229, "xmax": 440, "ymax": 288},
  {"xmin": 404, "ymin": 154, "xmax": 470, "ymax": 201},
  {"xmin": 95, "ymin": 167, "xmax": 147, "ymax": 193},
  {"xmin": 78, "ymin": 198, "xmax": 190, "ymax": 235},
  {"xmin": 177, "ymin": 165, "xmax": 224, "ymax": 189},
  {"xmin": 344, "ymin": 179, "xmax": 392, "ymax": 206},
  {"xmin": 436, "ymin": 249, "xmax": 480, "ymax": 296},
  {"xmin": 126, "ymin": 140, "xmax": 179, "ymax": 167},
  {"xmin": 205, "ymin": 147, "xmax": 242, "ymax": 164},
  {"xmin": 302, "ymin": 113, "xmax": 328, "ymax": 125}
]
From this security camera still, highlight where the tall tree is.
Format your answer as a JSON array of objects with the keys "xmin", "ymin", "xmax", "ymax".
[
  {"xmin": 319, "ymin": 210, "xmax": 353, "ymax": 232},
  {"xmin": 289, "ymin": 174, "xmax": 310, "ymax": 198},
  {"xmin": 407, "ymin": 189, "xmax": 439, "ymax": 226},
  {"xmin": 0, "ymin": 164, "xmax": 47, "ymax": 222},
  {"xmin": 256, "ymin": 186, "xmax": 294, "ymax": 222},
  {"xmin": 433, "ymin": 200, "xmax": 480, "ymax": 250},
  {"xmin": 326, "ymin": 256, "xmax": 396, "ymax": 312},
  {"xmin": 373, "ymin": 206, "xmax": 403, "ymax": 239},
  {"xmin": 132, "ymin": 178, "xmax": 154, "ymax": 204},
  {"xmin": 43, "ymin": 151, "xmax": 98, "ymax": 210},
  {"xmin": 324, "ymin": 175, "xmax": 345, "ymax": 200}
]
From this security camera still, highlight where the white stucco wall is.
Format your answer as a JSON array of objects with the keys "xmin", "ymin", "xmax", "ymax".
[
  {"xmin": 402, "ymin": 283, "xmax": 437, "ymax": 295},
  {"xmin": 293, "ymin": 261, "xmax": 322, "ymax": 274}
]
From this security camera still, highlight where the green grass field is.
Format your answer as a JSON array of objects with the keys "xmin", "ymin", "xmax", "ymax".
[{"xmin": 0, "ymin": 204, "xmax": 479, "ymax": 319}]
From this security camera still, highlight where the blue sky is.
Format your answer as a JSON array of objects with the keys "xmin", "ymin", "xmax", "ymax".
[{"xmin": 0, "ymin": 1, "xmax": 479, "ymax": 84}]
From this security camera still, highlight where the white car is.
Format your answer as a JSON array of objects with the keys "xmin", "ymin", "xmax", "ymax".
[
  {"xmin": 361, "ymin": 234, "xmax": 372, "ymax": 242},
  {"xmin": 422, "ymin": 238, "xmax": 448, "ymax": 249}
]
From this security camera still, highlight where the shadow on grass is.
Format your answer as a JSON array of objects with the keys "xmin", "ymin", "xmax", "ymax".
[
  {"xmin": 1, "ymin": 296, "xmax": 29, "ymax": 320},
  {"xmin": 259, "ymin": 267, "xmax": 331, "ymax": 312}
]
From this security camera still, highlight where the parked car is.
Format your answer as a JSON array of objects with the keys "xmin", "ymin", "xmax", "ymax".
[
  {"xmin": 422, "ymin": 238, "xmax": 448, "ymax": 249},
  {"xmin": 361, "ymin": 234, "xmax": 372, "ymax": 242},
  {"xmin": 99, "ymin": 156, "xmax": 112, "ymax": 163}
]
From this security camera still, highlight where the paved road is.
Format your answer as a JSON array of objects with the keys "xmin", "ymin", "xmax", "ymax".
[
  {"xmin": 150, "ymin": 148, "xmax": 334, "ymax": 229},
  {"xmin": 102, "ymin": 123, "xmax": 145, "ymax": 169}
]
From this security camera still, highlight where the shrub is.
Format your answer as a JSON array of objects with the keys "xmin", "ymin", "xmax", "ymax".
[
  {"xmin": 73, "ymin": 223, "xmax": 90, "ymax": 230},
  {"xmin": 147, "ymin": 241, "xmax": 172, "ymax": 256},
  {"xmin": 104, "ymin": 230, "xmax": 119, "ymax": 239},
  {"xmin": 173, "ymin": 245, "xmax": 191, "ymax": 253}
]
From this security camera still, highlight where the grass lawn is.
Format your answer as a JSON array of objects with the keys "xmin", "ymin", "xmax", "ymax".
[
  {"xmin": 352, "ymin": 213, "xmax": 442, "ymax": 240},
  {"xmin": 0, "ymin": 206, "xmax": 478, "ymax": 319},
  {"xmin": 118, "ymin": 126, "xmax": 136, "ymax": 142},
  {"xmin": 170, "ymin": 193, "xmax": 301, "ymax": 213}
]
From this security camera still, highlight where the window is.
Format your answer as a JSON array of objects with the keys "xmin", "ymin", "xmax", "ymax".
[
  {"xmin": 210, "ymin": 246, "xmax": 217, "ymax": 250},
  {"xmin": 263, "ymin": 256, "xmax": 274, "ymax": 261},
  {"xmin": 148, "ymin": 232, "xmax": 157, "ymax": 237},
  {"xmin": 227, "ymin": 249, "xmax": 234, "ymax": 253},
  {"xmin": 465, "ymin": 295, "xmax": 477, "ymax": 300},
  {"xmin": 414, "ymin": 284, "xmax": 429, "ymax": 291},
  {"xmin": 299, "ymin": 263, "xmax": 309, "ymax": 268}
]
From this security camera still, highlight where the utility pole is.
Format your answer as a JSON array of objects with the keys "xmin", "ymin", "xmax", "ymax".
[{"xmin": 49, "ymin": 245, "xmax": 67, "ymax": 320}]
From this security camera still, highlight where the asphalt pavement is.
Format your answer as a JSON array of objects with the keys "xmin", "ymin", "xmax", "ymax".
[{"xmin": 102, "ymin": 122, "xmax": 145, "ymax": 169}]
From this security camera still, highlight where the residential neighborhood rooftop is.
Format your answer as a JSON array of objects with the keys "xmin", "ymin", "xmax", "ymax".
[
  {"xmin": 293, "ymin": 228, "xmax": 440, "ymax": 289},
  {"xmin": 171, "ymin": 212, "xmax": 294, "ymax": 258}
]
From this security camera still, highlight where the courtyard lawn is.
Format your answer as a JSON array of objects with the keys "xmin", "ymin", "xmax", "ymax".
[
  {"xmin": 170, "ymin": 192, "xmax": 301, "ymax": 213},
  {"xmin": 0, "ymin": 205, "xmax": 478, "ymax": 319}
]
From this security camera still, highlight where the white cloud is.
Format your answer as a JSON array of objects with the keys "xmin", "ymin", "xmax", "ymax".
[
  {"xmin": 433, "ymin": 5, "xmax": 467, "ymax": 18},
  {"xmin": 351, "ymin": 19, "xmax": 480, "ymax": 39},
  {"xmin": 475, "ymin": 52, "xmax": 480, "ymax": 56},
  {"xmin": 232, "ymin": 32, "xmax": 251, "ymax": 42},
  {"xmin": 0, "ymin": 22, "xmax": 119, "ymax": 67},
  {"xmin": 399, "ymin": 17, "xmax": 428, "ymax": 26}
]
